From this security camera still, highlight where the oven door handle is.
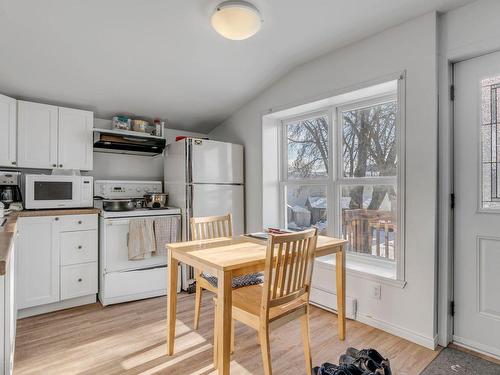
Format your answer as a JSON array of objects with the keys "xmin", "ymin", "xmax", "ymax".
[{"xmin": 106, "ymin": 219, "xmax": 131, "ymax": 226}]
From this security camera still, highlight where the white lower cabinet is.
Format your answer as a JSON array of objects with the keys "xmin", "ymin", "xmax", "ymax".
[
  {"xmin": 1, "ymin": 229, "xmax": 17, "ymax": 375},
  {"xmin": 17, "ymin": 214, "xmax": 98, "ymax": 317},
  {"xmin": 60, "ymin": 263, "xmax": 97, "ymax": 300}
]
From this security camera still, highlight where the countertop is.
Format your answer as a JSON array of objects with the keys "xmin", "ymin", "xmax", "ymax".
[{"xmin": 0, "ymin": 208, "xmax": 100, "ymax": 276}]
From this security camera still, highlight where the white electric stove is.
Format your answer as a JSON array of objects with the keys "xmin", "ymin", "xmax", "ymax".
[{"xmin": 95, "ymin": 180, "xmax": 182, "ymax": 306}]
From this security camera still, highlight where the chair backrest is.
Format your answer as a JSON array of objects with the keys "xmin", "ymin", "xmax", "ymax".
[
  {"xmin": 261, "ymin": 228, "xmax": 318, "ymax": 315},
  {"xmin": 190, "ymin": 214, "xmax": 233, "ymax": 240}
]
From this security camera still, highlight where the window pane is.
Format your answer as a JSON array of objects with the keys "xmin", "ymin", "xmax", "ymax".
[
  {"xmin": 285, "ymin": 185, "xmax": 327, "ymax": 235},
  {"xmin": 481, "ymin": 76, "xmax": 500, "ymax": 209},
  {"xmin": 340, "ymin": 184, "xmax": 397, "ymax": 260},
  {"xmin": 342, "ymin": 101, "xmax": 397, "ymax": 178},
  {"xmin": 287, "ymin": 114, "xmax": 328, "ymax": 179}
]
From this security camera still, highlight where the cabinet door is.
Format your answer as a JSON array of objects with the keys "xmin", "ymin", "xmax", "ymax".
[
  {"xmin": 0, "ymin": 94, "xmax": 17, "ymax": 168},
  {"xmin": 17, "ymin": 101, "xmax": 58, "ymax": 169},
  {"xmin": 58, "ymin": 107, "xmax": 93, "ymax": 170},
  {"xmin": 17, "ymin": 217, "xmax": 60, "ymax": 309}
]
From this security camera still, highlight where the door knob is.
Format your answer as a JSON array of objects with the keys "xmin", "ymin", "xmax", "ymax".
[
  {"xmin": 78, "ymin": 220, "xmax": 82, "ymax": 224},
  {"xmin": 77, "ymin": 278, "xmax": 82, "ymax": 282},
  {"xmin": 59, "ymin": 164, "xmax": 63, "ymax": 168},
  {"xmin": 78, "ymin": 245, "xmax": 82, "ymax": 249},
  {"xmin": 52, "ymin": 164, "xmax": 56, "ymax": 167},
  {"xmin": 11, "ymin": 161, "xmax": 16, "ymax": 165}
]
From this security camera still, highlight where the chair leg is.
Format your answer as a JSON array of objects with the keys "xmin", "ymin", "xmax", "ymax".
[
  {"xmin": 301, "ymin": 310, "xmax": 313, "ymax": 375},
  {"xmin": 213, "ymin": 302, "xmax": 218, "ymax": 369},
  {"xmin": 231, "ymin": 318, "xmax": 235, "ymax": 354},
  {"xmin": 194, "ymin": 283, "xmax": 203, "ymax": 330},
  {"xmin": 259, "ymin": 326, "xmax": 272, "ymax": 375}
]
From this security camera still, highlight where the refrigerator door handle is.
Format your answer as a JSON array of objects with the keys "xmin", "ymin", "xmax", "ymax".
[
  {"xmin": 186, "ymin": 184, "xmax": 194, "ymax": 240},
  {"xmin": 186, "ymin": 139, "xmax": 193, "ymax": 184}
]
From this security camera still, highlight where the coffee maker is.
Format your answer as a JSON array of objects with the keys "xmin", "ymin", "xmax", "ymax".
[{"xmin": 0, "ymin": 171, "xmax": 23, "ymax": 209}]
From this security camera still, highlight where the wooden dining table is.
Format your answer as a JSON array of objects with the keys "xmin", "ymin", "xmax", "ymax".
[{"xmin": 166, "ymin": 234, "xmax": 347, "ymax": 375}]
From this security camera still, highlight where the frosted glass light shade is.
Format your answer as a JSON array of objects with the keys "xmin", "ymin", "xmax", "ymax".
[{"xmin": 211, "ymin": 1, "xmax": 262, "ymax": 40}]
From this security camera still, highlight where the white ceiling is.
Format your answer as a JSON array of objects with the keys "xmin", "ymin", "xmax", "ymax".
[{"xmin": 0, "ymin": 0, "xmax": 474, "ymax": 132}]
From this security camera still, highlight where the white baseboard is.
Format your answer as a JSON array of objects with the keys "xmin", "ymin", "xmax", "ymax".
[
  {"xmin": 18, "ymin": 295, "xmax": 96, "ymax": 319},
  {"xmin": 453, "ymin": 335, "xmax": 500, "ymax": 360},
  {"xmin": 357, "ymin": 312, "xmax": 438, "ymax": 350}
]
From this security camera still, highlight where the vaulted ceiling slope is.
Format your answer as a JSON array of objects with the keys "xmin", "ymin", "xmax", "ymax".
[{"xmin": 0, "ymin": 0, "xmax": 474, "ymax": 132}]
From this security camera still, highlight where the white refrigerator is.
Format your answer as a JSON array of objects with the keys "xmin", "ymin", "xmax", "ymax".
[{"xmin": 164, "ymin": 138, "xmax": 245, "ymax": 287}]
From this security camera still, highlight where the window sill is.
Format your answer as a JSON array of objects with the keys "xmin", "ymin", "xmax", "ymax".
[{"xmin": 315, "ymin": 254, "xmax": 407, "ymax": 289}]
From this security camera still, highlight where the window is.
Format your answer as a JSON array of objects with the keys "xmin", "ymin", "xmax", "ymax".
[
  {"xmin": 481, "ymin": 76, "xmax": 500, "ymax": 209},
  {"xmin": 338, "ymin": 97, "xmax": 398, "ymax": 261},
  {"xmin": 278, "ymin": 81, "xmax": 404, "ymax": 280},
  {"xmin": 282, "ymin": 112, "xmax": 329, "ymax": 235}
]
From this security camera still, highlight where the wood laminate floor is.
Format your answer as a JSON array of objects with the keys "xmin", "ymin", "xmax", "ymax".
[{"xmin": 14, "ymin": 293, "xmax": 439, "ymax": 374}]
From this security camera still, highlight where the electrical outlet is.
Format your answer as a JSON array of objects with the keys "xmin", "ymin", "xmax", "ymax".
[{"xmin": 371, "ymin": 284, "xmax": 382, "ymax": 300}]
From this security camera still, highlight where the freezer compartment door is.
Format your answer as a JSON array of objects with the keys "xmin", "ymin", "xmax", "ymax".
[
  {"xmin": 191, "ymin": 184, "xmax": 244, "ymax": 235},
  {"xmin": 190, "ymin": 139, "xmax": 244, "ymax": 184}
]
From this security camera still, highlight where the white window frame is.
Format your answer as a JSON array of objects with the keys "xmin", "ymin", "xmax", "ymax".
[{"xmin": 278, "ymin": 79, "xmax": 406, "ymax": 282}]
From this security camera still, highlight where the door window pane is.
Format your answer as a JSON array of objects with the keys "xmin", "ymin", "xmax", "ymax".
[
  {"xmin": 342, "ymin": 101, "xmax": 397, "ymax": 178},
  {"xmin": 481, "ymin": 76, "xmax": 500, "ymax": 209},
  {"xmin": 285, "ymin": 185, "xmax": 327, "ymax": 235},
  {"xmin": 287, "ymin": 114, "xmax": 328, "ymax": 179},
  {"xmin": 340, "ymin": 184, "xmax": 397, "ymax": 260}
]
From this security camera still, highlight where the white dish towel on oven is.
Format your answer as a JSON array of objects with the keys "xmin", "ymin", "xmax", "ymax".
[
  {"xmin": 128, "ymin": 219, "xmax": 156, "ymax": 260},
  {"xmin": 153, "ymin": 216, "xmax": 181, "ymax": 256}
]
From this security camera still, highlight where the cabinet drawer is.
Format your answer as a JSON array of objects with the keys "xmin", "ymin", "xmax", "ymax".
[
  {"xmin": 59, "ymin": 214, "xmax": 97, "ymax": 232},
  {"xmin": 60, "ymin": 263, "xmax": 97, "ymax": 300},
  {"xmin": 60, "ymin": 230, "xmax": 97, "ymax": 266}
]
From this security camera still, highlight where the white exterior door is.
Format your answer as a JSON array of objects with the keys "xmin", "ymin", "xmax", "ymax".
[
  {"xmin": 191, "ymin": 139, "xmax": 244, "ymax": 184},
  {"xmin": 16, "ymin": 217, "xmax": 60, "ymax": 309},
  {"xmin": 17, "ymin": 101, "xmax": 58, "ymax": 169},
  {"xmin": 192, "ymin": 184, "xmax": 244, "ymax": 235},
  {"xmin": 58, "ymin": 107, "xmax": 93, "ymax": 170},
  {"xmin": 0, "ymin": 94, "xmax": 17, "ymax": 168},
  {"xmin": 454, "ymin": 52, "xmax": 500, "ymax": 358}
]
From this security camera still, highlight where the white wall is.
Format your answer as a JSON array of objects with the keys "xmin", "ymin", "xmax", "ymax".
[
  {"xmin": 210, "ymin": 13, "xmax": 439, "ymax": 347},
  {"xmin": 437, "ymin": 0, "xmax": 500, "ymax": 347},
  {"xmin": 91, "ymin": 118, "xmax": 206, "ymax": 181}
]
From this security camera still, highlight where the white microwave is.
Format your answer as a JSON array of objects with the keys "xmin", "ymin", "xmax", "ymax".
[{"xmin": 24, "ymin": 175, "xmax": 93, "ymax": 209}]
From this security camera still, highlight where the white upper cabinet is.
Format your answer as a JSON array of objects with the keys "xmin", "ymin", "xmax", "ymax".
[
  {"xmin": 0, "ymin": 94, "xmax": 17, "ymax": 168},
  {"xmin": 17, "ymin": 101, "xmax": 58, "ymax": 169},
  {"xmin": 58, "ymin": 107, "xmax": 93, "ymax": 170},
  {"xmin": 17, "ymin": 101, "xmax": 94, "ymax": 170}
]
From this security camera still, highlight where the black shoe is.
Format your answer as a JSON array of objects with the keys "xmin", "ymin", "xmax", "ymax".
[
  {"xmin": 345, "ymin": 348, "xmax": 391, "ymax": 375},
  {"xmin": 332, "ymin": 364, "xmax": 366, "ymax": 375},
  {"xmin": 339, "ymin": 354, "xmax": 382, "ymax": 373},
  {"xmin": 316, "ymin": 362, "xmax": 339, "ymax": 375}
]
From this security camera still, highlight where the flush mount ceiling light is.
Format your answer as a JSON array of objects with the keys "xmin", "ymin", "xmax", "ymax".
[{"xmin": 211, "ymin": 1, "xmax": 262, "ymax": 40}]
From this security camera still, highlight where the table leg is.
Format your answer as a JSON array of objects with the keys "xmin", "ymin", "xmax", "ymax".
[
  {"xmin": 167, "ymin": 252, "xmax": 179, "ymax": 355},
  {"xmin": 216, "ymin": 270, "xmax": 232, "ymax": 375},
  {"xmin": 336, "ymin": 247, "xmax": 346, "ymax": 340}
]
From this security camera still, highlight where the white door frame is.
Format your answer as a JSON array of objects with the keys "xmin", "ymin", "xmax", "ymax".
[{"xmin": 438, "ymin": 45, "xmax": 500, "ymax": 347}]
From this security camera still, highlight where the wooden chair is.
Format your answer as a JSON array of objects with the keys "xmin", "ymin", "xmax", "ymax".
[
  {"xmin": 191, "ymin": 214, "xmax": 263, "ymax": 337},
  {"xmin": 214, "ymin": 228, "xmax": 318, "ymax": 375},
  {"xmin": 191, "ymin": 214, "xmax": 233, "ymax": 330}
]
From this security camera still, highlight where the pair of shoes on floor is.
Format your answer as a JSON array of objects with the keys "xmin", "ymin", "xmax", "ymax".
[
  {"xmin": 312, "ymin": 348, "xmax": 391, "ymax": 375},
  {"xmin": 340, "ymin": 348, "xmax": 391, "ymax": 375}
]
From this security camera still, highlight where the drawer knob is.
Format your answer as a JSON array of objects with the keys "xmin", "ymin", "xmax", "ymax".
[
  {"xmin": 78, "ymin": 278, "xmax": 82, "ymax": 282},
  {"xmin": 78, "ymin": 221, "xmax": 82, "ymax": 224},
  {"xmin": 78, "ymin": 245, "xmax": 82, "ymax": 249},
  {"xmin": 54, "ymin": 217, "xmax": 59, "ymax": 221}
]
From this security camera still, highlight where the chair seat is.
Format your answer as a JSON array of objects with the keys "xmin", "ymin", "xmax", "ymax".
[
  {"xmin": 201, "ymin": 272, "xmax": 264, "ymax": 289},
  {"xmin": 220, "ymin": 284, "xmax": 308, "ymax": 323}
]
